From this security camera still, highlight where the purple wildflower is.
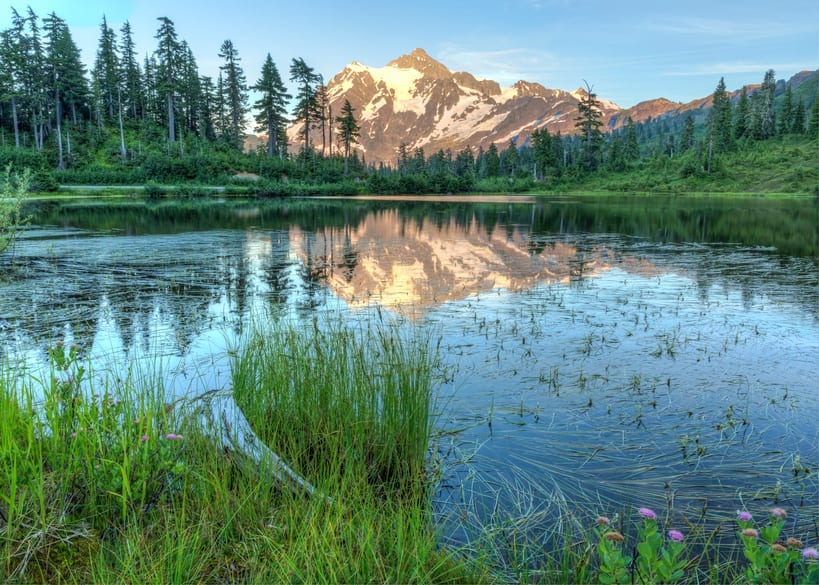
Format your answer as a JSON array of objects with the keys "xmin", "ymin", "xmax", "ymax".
[
  {"xmin": 140, "ymin": 435, "xmax": 149, "ymax": 442},
  {"xmin": 770, "ymin": 507, "xmax": 787, "ymax": 519},
  {"xmin": 668, "ymin": 530, "xmax": 685, "ymax": 542},
  {"xmin": 803, "ymin": 547, "xmax": 819, "ymax": 560},
  {"xmin": 737, "ymin": 510, "xmax": 753, "ymax": 522},
  {"xmin": 165, "ymin": 433, "xmax": 178, "ymax": 440},
  {"xmin": 638, "ymin": 507, "xmax": 657, "ymax": 520}
]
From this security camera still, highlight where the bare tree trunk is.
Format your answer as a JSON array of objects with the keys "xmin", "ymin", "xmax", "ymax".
[
  {"xmin": 11, "ymin": 97, "xmax": 20, "ymax": 148},
  {"xmin": 174, "ymin": 388, "xmax": 328, "ymax": 500},
  {"xmin": 118, "ymin": 88, "xmax": 127, "ymax": 160},
  {"xmin": 56, "ymin": 89, "xmax": 64, "ymax": 169},
  {"xmin": 268, "ymin": 116, "xmax": 274, "ymax": 156},
  {"xmin": 167, "ymin": 92, "xmax": 176, "ymax": 143}
]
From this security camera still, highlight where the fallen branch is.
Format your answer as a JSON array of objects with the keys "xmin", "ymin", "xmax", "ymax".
[{"xmin": 176, "ymin": 388, "xmax": 329, "ymax": 501}]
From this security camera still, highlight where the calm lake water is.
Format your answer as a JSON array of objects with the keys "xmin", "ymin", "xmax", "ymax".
[{"xmin": 2, "ymin": 194, "xmax": 817, "ymax": 548}]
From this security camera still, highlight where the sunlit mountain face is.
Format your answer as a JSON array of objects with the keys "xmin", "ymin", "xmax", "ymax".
[
  {"xmin": 284, "ymin": 47, "xmax": 818, "ymax": 165},
  {"xmin": 287, "ymin": 48, "xmax": 626, "ymax": 164}
]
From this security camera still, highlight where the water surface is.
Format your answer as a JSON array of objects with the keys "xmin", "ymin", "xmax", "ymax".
[{"xmin": 2, "ymin": 194, "xmax": 817, "ymax": 547}]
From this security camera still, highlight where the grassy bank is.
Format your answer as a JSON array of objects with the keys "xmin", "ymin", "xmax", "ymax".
[
  {"xmin": 2, "ymin": 320, "xmax": 818, "ymax": 583},
  {"xmin": 0, "ymin": 320, "xmax": 483, "ymax": 584}
]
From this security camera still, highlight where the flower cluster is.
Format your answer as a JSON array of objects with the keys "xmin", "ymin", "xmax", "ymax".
[{"xmin": 592, "ymin": 506, "xmax": 818, "ymax": 584}]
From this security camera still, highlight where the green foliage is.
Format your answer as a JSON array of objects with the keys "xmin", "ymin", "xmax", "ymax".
[{"xmin": 0, "ymin": 165, "xmax": 29, "ymax": 255}]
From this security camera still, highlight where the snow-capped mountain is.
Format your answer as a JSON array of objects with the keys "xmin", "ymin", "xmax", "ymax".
[
  {"xmin": 285, "ymin": 48, "xmax": 815, "ymax": 165},
  {"xmin": 288, "ymin": 48, "xmax": 633, "ymax": 164}
]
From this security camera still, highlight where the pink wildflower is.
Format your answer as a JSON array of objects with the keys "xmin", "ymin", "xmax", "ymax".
[
  {"xmin": 770, "ymin": 507, "xmax": 787, "ymax": 519},
  {"xmin": 803, "ymin": 547, "xmax": 819, "ymax": 560},
  {"xmin": 737, "ymin": 510, "xmax": 753, "ymax": 522},
  {"xmin": 638, "ymin": 507, "xmax": 657, "ymax": 520},
  {"xmin": 668, "ymin": 530, "xmax": 684, "ymax": 542},
  {"xmin": 140, "ymin": 435, "xmax": 149, "ymax": 442}
]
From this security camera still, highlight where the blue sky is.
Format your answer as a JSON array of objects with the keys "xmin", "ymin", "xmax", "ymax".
[{"xmin": 3, "ymin": 0, "xmax": 817, "ymax": 108}]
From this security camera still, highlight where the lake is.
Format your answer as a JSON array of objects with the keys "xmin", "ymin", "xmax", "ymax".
[{"xmin": 2, "ymin": 194, "xmax": 817, "ymax": 550}]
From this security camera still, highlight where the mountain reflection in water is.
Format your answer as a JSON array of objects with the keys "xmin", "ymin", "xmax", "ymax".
[{"xmin": 290, "ymin": 209, "xmax": 659, "ymax": 313}]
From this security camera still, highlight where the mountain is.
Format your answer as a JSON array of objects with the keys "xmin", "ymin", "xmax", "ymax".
[
  {"xmin": 286, "ymin": 48, "xmax": 817, "ymax": 164},
  {"xmin": 288, "ymin": 48, "xmax": 624, "ymax": 164}
]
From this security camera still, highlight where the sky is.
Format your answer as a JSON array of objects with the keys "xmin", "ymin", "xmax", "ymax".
[{"xmin": 2, "ymin": 0, "xmax": 817, "ymax": 109}]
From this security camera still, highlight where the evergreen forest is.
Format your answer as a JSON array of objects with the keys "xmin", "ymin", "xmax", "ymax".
[{"xmin": 1, "ymin": 7, "xmax": 817, "ymax": 196}]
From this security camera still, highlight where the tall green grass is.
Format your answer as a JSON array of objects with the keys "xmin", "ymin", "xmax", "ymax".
[
  {"xmin": 231, "ymin": 316, "xmax": 439, "ymax": 501},
  {"xmin": 1, "ymin": 321, "xmax": 483, "ymax": 584}
]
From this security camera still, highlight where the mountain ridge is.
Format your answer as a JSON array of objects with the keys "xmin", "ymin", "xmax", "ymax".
[{"xmin": 287, "ymin": 48, "xmax": 816, "ymax": 165}]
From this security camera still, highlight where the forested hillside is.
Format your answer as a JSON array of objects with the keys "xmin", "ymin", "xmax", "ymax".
[{"xmin": 1, "ymin": 7, "xmax": 817, "ymax": 195}]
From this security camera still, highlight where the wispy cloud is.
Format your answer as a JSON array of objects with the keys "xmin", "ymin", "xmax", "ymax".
[
  {"xmin": 437, "ymin": 46, "xmax": 568, "ymax": 85},
  {"xmin": 651, "ymin": 17, "xmax": 809, "ymax": 39},
  {"xmin": 664, "ymin": 62, "xmax": 817, "ymax": 77}
]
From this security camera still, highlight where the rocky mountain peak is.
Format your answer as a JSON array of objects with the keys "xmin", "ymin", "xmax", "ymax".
[{"xmin": 387, "ymin": 48, "xmax": 452, "ymax": 79}]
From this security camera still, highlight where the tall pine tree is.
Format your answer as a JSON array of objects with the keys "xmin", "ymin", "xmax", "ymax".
[
  {"xmin": 154, "ymin": 17, "xmax": 180, "ymax": 144},
  {"xmin": 252, "ymin": 53, "xmax": 291, "ymax": 157},
  {"xmin": 335, "ymin": 99, "xmax": 360, "ymax": 176},
  {"xmin": 218, "ymin": 39, "xmax": 248, "ymax": 151},
  {"xmin": 289, "ymin": 57, "xmax": 321, "ymax": 155},
  {"xmin": 574, "ymin": 81, "xmax": 604, "ymax": 171}
]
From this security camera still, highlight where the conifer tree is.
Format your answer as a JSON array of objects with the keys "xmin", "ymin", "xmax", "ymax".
[
  {"xmin": 483, "ymin": 143, "xmax": 500, "ymax": 177},
  {"xmin": 44, "ymin": 12, "xmax": 85, "ymax": 168},
  {"xmin": 119, "ymin": 21, "xmax": 142, "ymax": 120},
  {"xmin": 199, "ymin": 75, "xmax": 217, "ymax": 141},
  {"xmin": 315, "ymin": 78, "xmax": 329, "ymax": 156},
  {"xmin": 154, "ymin": 16, "xmax": 180, "ymax": 144},
  {"xmin": 574, "ymin": 81, "xmax": 604, "ymax": 171},
  {"xmin": 734, "ymin": 86, "xmax": 749, "ymax": 140},
  {"xmin": 252, "ymin": 54, "xmax": 291, "ymax": 157},
  {"xmin": 93, "ymin": 16, "xmax": 119, "ymax": 120},
  {"xmin": 218, "ymin": 39, "xmax": 248, "ymax": 151},
  {"xmin": 778, "ymin": 85, "xmax": 794, "ymax": 135},
  {"xmin": 680, "ymin": 115, "xmax": 695, "ymax": 152},
  {"xmin": 807, "ymin": 98, "xmax": 819, "ymax": 140},
  {"xmin": 791, "ymin": 98, "xmax": 805, "ymax": 134},
  {"xmin": 758, "ymin": 69, "xmax": 777, "ymax": 139},
  {"xmin": 335, "ymin": 99, "xmax": 360, "ymax": 176},
  {"xmin": 532, "ymin": 127, "xmax": 556, "ymax": 179},
  {"xmin": 289, "ymin": 57, "xmax": 321, "ymax": 155},
  {"xmin": 179, "ymin": 42, "xmax": 202, "ymax": 137},
  {"xmin": 500, "ymin": 138, "xmax": 520, "ymax": 176},
  {"xmin": 624, "ymin": 116, "xmax": 639, "ymax": 161},
  {"xmin": 707, "ymin": 77, "xmax": 732, "ymax": 158},
  {"xmin": 397, "ymin": 143, "xmax": 410, "ymax": 173},
  {"xmin": 24, "ymin": 7, "xmax": 48, "ymax": 151},
  {"xmin": 0, "ymin": 10, "xmax": 27, "ymax": 147}
]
